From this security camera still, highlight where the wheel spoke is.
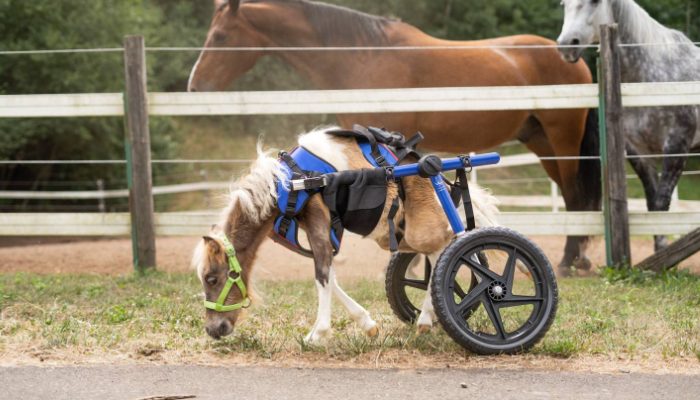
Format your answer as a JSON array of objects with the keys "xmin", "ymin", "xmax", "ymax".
[
  {"xmin": 483, "ymin": 297, "xmax": 507, "ymax": 339},
  {"xmin": 455, "ymin": 279, "xmax": 490, "ymax": 316},
  {"xmin": 462, "ymin": 255, "xmax": 501, "ymax": 281},
  {"xmin": 402, "ymin": 279, "xmax": 428, "ymax": 290},
  {"xmin": 453, "ymin": 281, "xmax": 467, "ymax": 300},
  {"xmin": 498, "ymin": 295, "xmax": 544, "ymax": 308},
  {"xmin": 503, "ymin": 247, "xmax": 517, "ymax": 289}
]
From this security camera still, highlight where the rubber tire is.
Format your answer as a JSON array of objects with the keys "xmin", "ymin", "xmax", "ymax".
[
  {"xmin": 385, "ymin": 252, "xmax": 423, "ymax": 324},
  {"xmin": 431, "ymin": 227, "xmax": 558, "ymax": 355}
]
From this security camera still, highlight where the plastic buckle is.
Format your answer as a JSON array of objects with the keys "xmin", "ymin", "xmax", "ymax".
[
  {"xmin": 291, "ymin": 176, "xmax": 327, "ymax": 191},
  {"xmin": 384, "ymin": 166, "xmax": 395, "ymax": 182},
  {"xmin": 459, "ymin": 155, "xmax": 473, "ymax": 173}
]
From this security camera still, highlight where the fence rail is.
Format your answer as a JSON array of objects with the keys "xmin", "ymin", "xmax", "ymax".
[
  {"xmin": 1, "ymin": 211, "xmax": 698, "ymax": 237},
  {"xmin": 1, "ymin": 81, "xmax": 699, "ymax": 118}
]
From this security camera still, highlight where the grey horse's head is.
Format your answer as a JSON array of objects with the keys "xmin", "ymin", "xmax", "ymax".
[{"xmin": 557, "ymin": 0, "xmax": 615, "ymax": 62}]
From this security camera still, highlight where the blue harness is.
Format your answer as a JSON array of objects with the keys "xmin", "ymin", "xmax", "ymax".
[{"xmin": 273, "ymin": 141, "xmax": 399, "ymax": 257}]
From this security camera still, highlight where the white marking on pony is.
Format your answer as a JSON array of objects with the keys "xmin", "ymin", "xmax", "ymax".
[
  {"xmin": 297, "ymin": 126, "xmax": 350, "ymax": 171},
  {"xmin": 306, "ymin": 276, "xmax": 334, "ymax": 344},
  {"xmin": 329, "ymin": 267, "xmax": 377, "ymax": 335}
]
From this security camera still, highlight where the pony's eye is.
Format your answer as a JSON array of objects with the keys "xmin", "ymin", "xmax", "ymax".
[{"xmin": 206, "ymin": 276, "xmax": 218, "ymax": 286}]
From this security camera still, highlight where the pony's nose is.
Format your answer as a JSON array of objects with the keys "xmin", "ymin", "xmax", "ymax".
[{"xmin": 205, "ymin": 319, "xmax": 233, "ymax": 339}]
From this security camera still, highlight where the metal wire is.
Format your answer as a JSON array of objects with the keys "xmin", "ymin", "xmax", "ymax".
[
  {"xmin": 1, "ymin": 41, "xmax": 698, "ymax": 56},
  {"xmin": 0, "ymin": 159, "xmax": 253, "ymax": 165},
  {"xmin": 0, "ymin": 48, "xmax": 124, "ymax": 55}
]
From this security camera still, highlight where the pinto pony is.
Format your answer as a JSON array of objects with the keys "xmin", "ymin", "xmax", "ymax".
[
  {"xmin": 188, "ymin": 0, "xmax": 601, "ymax": 274},
  {"xmin": 192, "ymin": 127, "xmax": 499, "ymax": 342}
]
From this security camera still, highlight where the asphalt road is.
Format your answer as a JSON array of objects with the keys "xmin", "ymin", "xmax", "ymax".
[{"xmin": 2, "ymin": 365, "xmax": 699, "ymax": 400}]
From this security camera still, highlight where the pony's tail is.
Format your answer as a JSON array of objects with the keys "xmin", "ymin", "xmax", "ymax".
[{"xmin": 577, "ymin": 108, "xmax": 602, "ymax": 211}]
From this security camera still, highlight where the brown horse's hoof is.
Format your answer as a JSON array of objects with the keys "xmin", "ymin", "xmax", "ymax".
[
  {"xmin": 573, "ymin": 256, "xmax": 593, "ymax": 271},
  {"xmin": 557, "ymin": 264, "xmax": 574, "ymax": 277}
]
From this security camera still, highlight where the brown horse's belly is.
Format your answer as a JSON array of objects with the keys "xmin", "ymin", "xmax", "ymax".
[{"xmin": 338, "ymin": 110, "xmax": 528, "ymax": 153}]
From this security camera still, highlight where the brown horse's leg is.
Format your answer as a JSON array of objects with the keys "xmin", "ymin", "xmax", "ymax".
[{"xmin": 534, "ymin": 110, "xmax": 595, "ymax": 275}]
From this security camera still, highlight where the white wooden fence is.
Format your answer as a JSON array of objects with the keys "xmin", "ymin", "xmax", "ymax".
[
  {"xmin": 1, "ymin": 211, "xmax": 698, "ymax": 237},
  {"xmin": 2, "ymin": 81, "xmax": 699, "ymax": 118},
  {"xmin": 1, "ymin": 81, "xmax": 699, "ymax": 239}
]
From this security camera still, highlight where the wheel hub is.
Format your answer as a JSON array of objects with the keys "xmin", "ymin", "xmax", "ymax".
[{"xmin": 488, "ymin": 281, "xmax": 507, "ymax": 300}]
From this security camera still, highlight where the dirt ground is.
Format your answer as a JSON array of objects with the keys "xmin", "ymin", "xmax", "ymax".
[{"xmin": 0, "ymin": 234, "xmax": 698, "ymax": 278}]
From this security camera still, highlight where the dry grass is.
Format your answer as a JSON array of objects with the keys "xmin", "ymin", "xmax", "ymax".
[{"xmin": 0, "ymin": 270, "xmax": 698, "ymax": 370}]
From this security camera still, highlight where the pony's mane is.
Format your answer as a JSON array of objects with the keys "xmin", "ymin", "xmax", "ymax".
[
  {"xmin": 612, "ymin": 0, "xmax": 692, "ymax": 46},
  {"xmin": 220, "ymin": 144, "xmax": 285, "ymax": 228},
  {"xmin": 245, "ymin": 0, "xmax": 393, "ymax": 46}
]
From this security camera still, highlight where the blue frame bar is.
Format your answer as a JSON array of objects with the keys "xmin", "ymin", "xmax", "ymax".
[
  {"xmin": 430, "ymin": 175, "xmax": 465, "ymax": 234},
  {"xmin": 392, "ymin": 152, "xmax": 500, "ymax": 178}
]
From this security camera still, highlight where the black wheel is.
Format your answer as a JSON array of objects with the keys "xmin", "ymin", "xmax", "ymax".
[
  {"xmin": 431, "ymin": 227, "xmax": 558, "ymax": 355},
  {"xmin": 385, "ymin": 252, "xmax": 480, "ymax": 324},
  {"xmin": 385, "ymin": 253, "xmax": 429, "ymax": 323}
]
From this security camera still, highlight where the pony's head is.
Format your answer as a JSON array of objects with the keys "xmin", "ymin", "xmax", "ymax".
[
  {"xmin": 188, "ymin": 0, "xmax": 268, "ymax": 92},
  {"xmin": 557, "ymin": 0, "xmax": 615, "ymax": 62},
  {"xmin": 193, "ymin": 233, "xmax": 250, "ymax": 339},
  {"xmin": 192, "ymin": 146, "xmax": 284, "ymax": 339}
]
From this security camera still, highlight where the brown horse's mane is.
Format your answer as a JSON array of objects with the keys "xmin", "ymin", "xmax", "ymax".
[{"xmin": 244, "ymin": 0, "xmax": 394, "ymax": 45}]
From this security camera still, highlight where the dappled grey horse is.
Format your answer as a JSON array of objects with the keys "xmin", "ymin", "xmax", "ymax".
[{"xmin": 557, "ymin": 0, "xmax": 700, "ymax": 251}]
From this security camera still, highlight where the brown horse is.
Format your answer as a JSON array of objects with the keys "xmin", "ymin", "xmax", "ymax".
[
  {"xmin": 192, "ymin": 127, "xmax": 501, "ymax": 342},
  {"xmin": 188, "ymin": 0, "xmax": 601, "ymax": 274}
]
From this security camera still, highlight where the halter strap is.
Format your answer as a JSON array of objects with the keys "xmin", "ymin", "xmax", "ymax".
[{"xmin": 203, "ymin": 234, "xmax": 251, "ymax": 313}]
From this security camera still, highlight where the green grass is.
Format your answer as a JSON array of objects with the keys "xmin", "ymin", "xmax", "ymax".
[{"xmin": 0, "ymin": 271, "xmax": 698, "ymax": 363}]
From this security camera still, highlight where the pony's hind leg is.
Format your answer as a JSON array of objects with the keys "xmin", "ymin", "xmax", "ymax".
[
  {"xmin": 416, "ymin": 252, "xmax": 441, "ymax": 334},
  {"xmin": 330, "ymin": 268, "xmax": 379, "ymax": 337}
]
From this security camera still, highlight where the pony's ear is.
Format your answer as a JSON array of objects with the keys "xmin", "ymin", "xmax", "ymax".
[{"xmin": 203, "ymin": 236, "xmax": 223, "ymax": 255}]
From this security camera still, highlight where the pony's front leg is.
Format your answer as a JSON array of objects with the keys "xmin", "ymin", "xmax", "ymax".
[
  {"xmin": 301, "ymin": 197, "xmax": 336, "ymax": 345},
  {"xmin": 305, "ymin": 272, "xmax": 333, "ymax": 345},
  {"xmin": 329, "ymin": 267, "xmax": 378, "ymax": 337}
]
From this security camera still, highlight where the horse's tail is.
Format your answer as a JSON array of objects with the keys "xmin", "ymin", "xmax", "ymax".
[{"xmin": 577, "ymin": 108, "xmax": 602, "ymax": 211}]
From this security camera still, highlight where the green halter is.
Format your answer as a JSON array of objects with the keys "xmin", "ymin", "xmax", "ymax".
[{"xmin": 203, "ymin": 234, "xmax": 251, "ymax": 312}]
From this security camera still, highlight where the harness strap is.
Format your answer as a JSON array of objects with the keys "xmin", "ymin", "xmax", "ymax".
[
  {"xmin": 387, "ymin": 197, "xmax": 401, "ymax": 252},
  {"xmin": 455, "ymin": 167, "xmax": 476, "ymax": 231}
]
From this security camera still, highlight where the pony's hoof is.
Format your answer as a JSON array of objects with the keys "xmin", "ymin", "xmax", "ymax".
[
  {"xmin": 417, "ymin": 324, "xmax": 432, "ymax": 335},
  {"xmin": 366, "ymin": 325, "xmax": 379, "ymax": 338},
  {"xmin": 304, "ymin": 328, "xmax": 331, "ymax": 345}
]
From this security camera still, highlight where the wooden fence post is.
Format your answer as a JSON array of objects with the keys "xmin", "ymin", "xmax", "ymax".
[
  {"xmin": 599, "ymin": 24, "xmax": 631, "ymax": 267},
  {"xmin": 123, "ymin": 35, "xmax": 156, "ymax": 271}
]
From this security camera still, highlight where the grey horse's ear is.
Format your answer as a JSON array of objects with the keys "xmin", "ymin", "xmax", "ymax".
[{"xmin": 214, "ymin": 0, "xmax": 226, "ymax": 9}]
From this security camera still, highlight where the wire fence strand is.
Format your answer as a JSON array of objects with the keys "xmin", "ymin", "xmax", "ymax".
[{"xmin": 1, "ymin": 40, "xmax": 699, "ymax": 56}]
